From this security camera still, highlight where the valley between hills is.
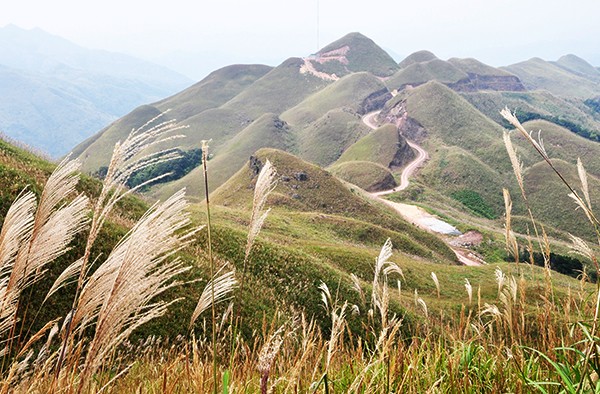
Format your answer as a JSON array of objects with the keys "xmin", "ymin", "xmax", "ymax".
[{"xmin": 2, "ymin": 30, "xmax": 600, "ymax": 392}]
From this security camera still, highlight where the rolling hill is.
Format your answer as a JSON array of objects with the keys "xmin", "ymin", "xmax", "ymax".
[{"xmin": 71, "ymin": 32, "xmax": 600, "ymax": 248}]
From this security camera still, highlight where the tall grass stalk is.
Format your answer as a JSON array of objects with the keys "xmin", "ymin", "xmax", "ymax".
[
  {"xmin": 200, "ymin": 139, "xmax": 218, "ymax": 394},
  {"xmin": 224, "ymin": 159, "xmax": 277, "ymax": 390}
]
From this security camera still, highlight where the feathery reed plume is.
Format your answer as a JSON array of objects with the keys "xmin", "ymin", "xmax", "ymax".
[
  {"xmin": 2, "ymin": 157, "xmax": 89, "ymax": 359},
  {"xmin": 245, "ymin": 160, "xmax": 277, "ymax": 263},
  {"xmin": 350, "ymin": 273, "xmax": 366, "ymax": 305},
  {"xmin": 495, "ymin": 268, "xmax": 505, "ymax": 299},
  {"xmin": 371, "ymin": 238, "xmax": 402, "ymax": 328},
  {"xmin": 501, "ymin": 108, "xmax": 599, "ymax": 228},
  {"xmin": 324, "ymin": 302, "xmax": 347, "ymax": 391},
  {"xmin": 417, "ymin": 297, "xmax": 428, "ymax": 319},
  {"xmin": 74, "ymin": 189, "xmax": 195, "ymax": 389},
  {"xmin": 200, "ymin": 139, "xmax": 218, "ymax": 394},
  {"xmin": 0, "ymin": 191, "xmax": 36, "ymax": 340},
  {"xmin": 464, "ymin": 278, "xmax": 472, "ymax": 305},
  {"xmin": 43, "ymin": 258, "xmax": 84, "ymax": 303},
  {"xmin": 569, "ymin": 235, "xmax": 595, "ymax": 263},
  {"xmin": 257, "ymin": 325, "xmax": 284, "ymax": 394},
  {"xmin": 502, "ymin": 120, "xmax": 549, "ymax": 268},
  {"xmin": 230, "ymin": 159, "xmax": 277, "ymax": 382},
  {"xmin": 503, "ymin": 131, "xmax": 524, "ymax": 198},
  {"xmin": 53, "ymin": 113, "xmax": 187, "ymax": 382},
  {"xmin": 319, "ymin": 281, "xmax": 333, "ymax": 313},
  {"xmin": 503, "ymin": 189, "xmax": 519, "ymax": 264},
  {"xmin": 431, "ymin": 272, "xmax": 440, "ymax": 299},
  {"xmin": 577, "ymin": 158, "xmax": 592, "ymax": 212},
  {"xmin": 190, "ymin": 267, "xmax": 237, "ymax": 328}
]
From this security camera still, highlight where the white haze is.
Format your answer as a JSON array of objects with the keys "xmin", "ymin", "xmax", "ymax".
[{"xmin": 2, "ymin": 0, "xmax": 600, "ymax": 80}]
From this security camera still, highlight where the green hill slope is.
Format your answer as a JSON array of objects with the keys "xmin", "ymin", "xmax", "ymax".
[
  {"xmin": 504, "ymin": 57, "xmax": 600, "ymax": 98},
  {"xmin": 73, "ymin": 64, "xmax": 272, "ymax": 170},
  {"xmin": 282, "ymin": 72, "xmax": 386, "ymax": 125},
  {"xmin": 211, "ymin": 148, "xmax": 455, "ymax": 261},
  {"xmin": 296, "ymin": 109, "xmax": 369, "ymax": 167},
  {"xmin": 312, "ymin": 32, "xmax": 399, "ymax": 77},
  {"xmin": 153, "ymin": 113, "xmax": 295, "ymax": 200},
  {"xmin": 398, "ymin": 50, "xmax": 438, "ymax": 68},
  {"xmin": 335, "ymin": 124, "xmax": 414, "ymax": 168},
  {"xmin": 387, "ymin": 59, "xmax": 467, "ymax": 90},
  {"xmin": 554, "ymin": 54, "xmax": 600, "ymax": 80},
  {"xmin": 329, "ymin": 161, "xmax": 397, "ymax": 192},
  {"xmin": 221, "ymin": 57, "xmax": 329, "ymax": 118}
]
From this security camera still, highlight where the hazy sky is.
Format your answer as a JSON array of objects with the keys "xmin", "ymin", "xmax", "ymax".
[{"xmin": 3, "ymin": 0, "xmax": 600, "ymax": 80}]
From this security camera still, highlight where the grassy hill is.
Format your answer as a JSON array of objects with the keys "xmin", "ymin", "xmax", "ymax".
[
  {"xmin": 386, "ymin": 59, "xmax": 467, "ymax": 90},
  {"xmin": 448, "ymin": 58, "xmax": 515, "ymax": 77},
  {"xmin": 73, "ymin": 64, "xmax": 273, "ymax": 171},
  {"xmin": 504, "ymin": 57, "xmax": 600, "ymax": 98},
  {"xmin": 329, "ymin": 161, "xmax": 397, "ymax": 192},
  {"xmin": 281, "ymin": 72, "xmax": 386, "ymax": 125},
  {"xmin": 387, "ymin": 80, "xmax": 600, "ymax": 241},
  {"xmin": 398, "ymin": 50, "xmax": 438, "ymax": 68},
  {"xmin": 313, "ymin": 32, "xmax": 399, "ymax": 77},
  {"xmin": 295, "ymin": 108, "xmax": 369, "ymax": 167},
  {"xmin": 220, "ymin": 57, "xmax": 329, "ymax": 118},
  {"xmin": 153, "ymin": 114, "xmax": 295, "ymax": 200},
  {"xmin": 211, "ymin": 148, "xmax": 454, "ymax": 260},
  {"xmin": 554, "ymin": 54, "xmax": 600, "ymax": 80},
  {"xmin": 335, "ymin": 124, "xmax": 414, "ymax": 168}
]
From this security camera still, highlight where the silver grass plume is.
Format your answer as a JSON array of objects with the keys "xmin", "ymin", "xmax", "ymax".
[
  {"xmin": 465, "ymin": 278, "xmax": 473, "ymax": 305},
  {"xmin": 75, "ymin": 189, "xmax": 195, "ymax": 382},
  {"xmin": 325, "ymin": 302, "xmax": 347, "ymax": 372},
  {"xmin": 258, "ymin": 325, "xmax": 285, "ymax": 394},
  {"xmin": 501, "ymin": 107, "xmax": 598, "ymax": 227},
  {"xmin": 190, "ymin": 266, "xmax": 237, "ymax": 328},
  {"xmin": 577, "ymin": 158, "xmax": 592, "ymax": 212},
  {"xmin": 417, "ymin": 297, "xmax": 428, "ymax": 319},
  {"xmin": 319, "ymin": 281, "xmax": 333, "ymax": 312},
  {"xmin": 0, "ymin": 191, "xmax": 36, "ymax": 339},
  {"xmin": 569, "ymin": 234, "xmax": 595, "ymax": 262},
  {"xmin": 502, "ymin": 131, "xmax": 525, "ymax": 198},
  {"xmin": 431, "ymin": 272, "xmax": 440, "ymax": 299},
  {"xmin": 245, "ymin": 159, "xmax": 277, "ymax": 261},
  {"xmin": 1, "ymin": 157, "xmax": 89, "ymax": 348},
  {"xmin": 371, "ymin": 238, "xmax": 402, "ymax": 327},
  {"xmin": 503, "ymin": 189, "xmax": 518, "ymax": 262},
  {"xmin": 495, "ymin": 268, "xmax": 506, "ymax": 299},
  {"xmin": 350, "ymin": 273, "xmax": 366, "ymax": 305}
]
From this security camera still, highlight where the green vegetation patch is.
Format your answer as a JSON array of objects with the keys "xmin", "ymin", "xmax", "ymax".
[{"xmin": 450, "ymin": 189, "xmax": 497, "ymax": 219}]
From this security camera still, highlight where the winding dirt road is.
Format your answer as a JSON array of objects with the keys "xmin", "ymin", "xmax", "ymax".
[
  {"xmin": 362, "ymin": 110, "xmax": 483, "ymax": 266},
  {"xmin": 362, "ymin": 111, "xmax": 428, "ymax": 195}
]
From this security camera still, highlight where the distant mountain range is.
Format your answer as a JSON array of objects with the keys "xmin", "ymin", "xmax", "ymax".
[
  {"xmin": 0, "ymin": 24, "xmax": 192, "ymax": 156},
  {"xmin": 71, "ymin": 32, "xmax": 600, "ymax": 241}
]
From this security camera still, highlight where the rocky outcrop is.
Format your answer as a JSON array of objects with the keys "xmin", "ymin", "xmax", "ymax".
[
  {"xmin": 359, "ymin": 88, "xmax": 393, "ymax": 114},
  {"xmin": 367, "ymin": 172, "xmax": 397, "ymax": 192},
  {"xmin": 389, "ymin": 134, "xmax": 416, "ymax": 169},
  {"xmin": 380, "ymin": 100, "xmax": 428, "ymax": 142}
]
